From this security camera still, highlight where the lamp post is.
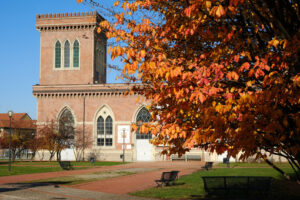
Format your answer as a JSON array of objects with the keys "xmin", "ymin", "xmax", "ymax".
[
  {"xmin": 122, "ymin": 129, "xmax": 126, "ymax": 163},
  {"xmin": 7, "ymin": 110, "xmax": 13, "ymax": 172}
]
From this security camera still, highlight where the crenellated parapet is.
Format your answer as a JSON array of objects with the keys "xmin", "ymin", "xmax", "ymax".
[
  {"xmin": 36, "ymin": 11, "xmax": 105, "ymax": 31},
  {"xmin": 36, "ymin": 11, "xmax": 97, "ymax": 19}
]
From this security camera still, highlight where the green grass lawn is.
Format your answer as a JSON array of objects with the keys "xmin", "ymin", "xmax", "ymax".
[
  {"xmin": 217, "ymin": 162, "xmax": 292, "ymax": 168},
  {"xmin": 25, "ymin": 170, "xmax": 136, "ymax": 186},
  {"xmin": 0, "ymin": 161, "xmax": 128, "ymax": 176},
  {"xmin": 0, "ymin": 160, "xmax": 128, "ymax": 167},
  {"xmin": 132, "ymin": 163, "xmax": 299, "ymax": 200},
  {"xmin": 70, "ymin": 161, "xmax": 128, "ymax": 167},
  {"xmin": 0, "ymin": 161, "xmax": 60, "ymax": 166},
  {"xmin": 0, "ymin": 166, "xmax": 63, "ymax": 176}
]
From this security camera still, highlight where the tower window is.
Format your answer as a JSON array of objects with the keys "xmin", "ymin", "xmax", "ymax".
[
  {"xmin": 73, "ymin": 40, "xmax": 79, "ymax": 68},
  {"xmin": 64, "ymin": 40, "xmax": 70, "ymax": 68},
  {"xmin": 55, "ymin": 41, "xmax": 61, "ymax": 68}
]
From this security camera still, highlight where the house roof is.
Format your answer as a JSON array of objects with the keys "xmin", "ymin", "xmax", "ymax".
[
  {"xmin": 0, "ymin": 113, "xmax": 31, "ymax": 121},
  {"xmin": 0, "ymin": 113, "xmax": 35, "ymax": 129}
]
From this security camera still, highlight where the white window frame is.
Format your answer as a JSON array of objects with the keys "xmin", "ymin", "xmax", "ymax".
[
  {"xmin": 53, "ymin": 39, "xmax": 80, "ymax": 70},
  {"xmin": 94, "ymin": 106, "xmax": 115, "ymax": 149}
]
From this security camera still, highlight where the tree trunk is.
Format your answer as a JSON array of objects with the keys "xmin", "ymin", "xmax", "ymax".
[
  {"xmin": 49, "ymin": 151, "xmax": 55, "ymax": 161},
  {"xmin": 12, "ymin": 150, "xmax": 16, "ymax": 162},
  {"xmin": 30, "ymin": 152, "xmax": 36, "ymax": 160},
  {"xmin": 265, "ymin": 159, "xmax": 291, "ymax": 180},
  {"xmin": 56, "ymin": 151, "xmax": 61, "ymax": 162}
]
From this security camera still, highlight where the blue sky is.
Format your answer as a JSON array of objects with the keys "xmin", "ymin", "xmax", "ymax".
[{"xmin": 0, "ymin": 0, "xmax": 122, "ymax": 119}]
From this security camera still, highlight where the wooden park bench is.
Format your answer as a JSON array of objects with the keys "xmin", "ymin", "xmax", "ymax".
[
  {"xmin": 155, "ymin": 170, "xmax": 180, "ymax": 187},
  {"xmin": 187, "ymin": 154, "xmax": 201, "ymax": 161},
  {"xmin": 171, "ymin": 154, "xmax": 201, "ymax": 162},
  {"xmin": 58, "ymin": 161, "xmax": 73, "ymax": 170},
  {"xmin": 171, "ymin": 154, "xmax": 186, "ymax": 161},
  {"xmin": 201, "ymin": 162, "xmax": 213, "ymax": 170},
  {"xmin": 202, "ymin": 176, "xmax": 272, "ymax": 197}
]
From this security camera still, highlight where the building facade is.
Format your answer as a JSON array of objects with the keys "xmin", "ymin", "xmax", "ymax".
[{"xmin": 32, "ymin": 12, "xmax": 169, "ymax": 162}]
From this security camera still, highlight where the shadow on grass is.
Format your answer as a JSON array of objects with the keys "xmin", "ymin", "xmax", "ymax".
[
  {"xmin": 194, "ymin": 191, "xmax": 271, "ymax": 200},
  {"xmin": 0, "ymin": 162, "xmax": 9, "ymax": 165},
  {"xmin": 174, "ymin": 182, "xmax": 185, "ymax": 186},
  {"xmin": 0, "ymin": 181, "xmax": 72, "ymax": 193},
  {"xmin": 188, "ymin": 178, "xmax": 300, "ymax": 200}
]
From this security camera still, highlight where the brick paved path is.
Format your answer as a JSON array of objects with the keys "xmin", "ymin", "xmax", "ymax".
[
  {"xmin": 73, "ymin": 161, "xmax": 204, "ymax": 194},
  {"xmin": 0, "ymin": 161, "xmax": 205, "ymax": 199}
]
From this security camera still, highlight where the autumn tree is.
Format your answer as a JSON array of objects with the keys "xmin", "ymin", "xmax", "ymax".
[
  {"xmin": 38, "ymin": 121, "xmax": 58, "ymax": 161},
  {"xmin": 27, "ymin": 136, "xmax": 43, "ymax": 160},
  {"xmin": 79, "ymin": 0, "xmax": 300, "ymax": 180},
  {"xmin": 38, "ymin": 117, "xmax": 75, "ymax": 162},
  {"xmin": 0, "ymin": 120, "xmax": 36, "ymax": 161},
  {"xmin": 73, "ymin": 127, "xmax": 93, "ymax": 161}
]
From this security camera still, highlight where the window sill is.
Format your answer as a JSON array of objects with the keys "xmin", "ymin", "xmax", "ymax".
[{"xmin": 53, "ymin": 67, "xmax": 80, "ymax": 70}]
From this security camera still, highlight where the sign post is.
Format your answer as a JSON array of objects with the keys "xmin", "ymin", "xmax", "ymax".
[{"xmin": 122, "ymin": 129, "xmax": 126, "ymax": 162}]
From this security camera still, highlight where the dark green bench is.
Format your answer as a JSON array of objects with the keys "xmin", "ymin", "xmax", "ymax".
[
  {"xmin": 187, "ymin": 154, "xmax": 201, "ymax": 161},
  {"xmin": 155, "ymin": 171, "xmax": 180, "ymax": 187},
  {"xmin": 171, "ymin": 154, "xmax": 201, "ymax": 161},
  {"xmin": 58, "ymin": 161, "xmax": 73, "ymax": 170},
  {"xmin": 202, "ymin": 176, "xmax": 272, "ymax": 197},
  {"xmin": 201, "ymin": 162, "xmax": 213, "ymax": 170},
  {"xmin": 171, "ymin": 154, "xmax": 186, "ymax": 161}
]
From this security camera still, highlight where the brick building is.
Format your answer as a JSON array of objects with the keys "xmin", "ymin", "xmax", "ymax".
[
  {"xmin": 32, "ymin": 12, "xmax": 169, "ymax": 162},
  {"xmin": 0, "ymin": 113, "xmax": 36, "ymax": 159}
]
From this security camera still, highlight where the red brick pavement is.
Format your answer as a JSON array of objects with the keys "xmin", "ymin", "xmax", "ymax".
[
  {"xmin": 72, "ymin": 161, "xmax": 204, "ymax": 194},
  {"xmin": 0, "ymin": 161, "xmax": 204, "ymax": 195}
]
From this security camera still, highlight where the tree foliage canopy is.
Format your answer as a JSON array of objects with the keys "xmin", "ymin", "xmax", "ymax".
[{"xmin": 78, "ymin": 0, "xmax": 300, "ymax": 178}]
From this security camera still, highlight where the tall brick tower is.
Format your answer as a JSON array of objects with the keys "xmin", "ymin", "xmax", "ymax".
[
  {"xmin": 33, "ymin": 12, "xmax": 156, "ymax": 162},
  {"xmin": 36, "ymin": 12, "xmax": 106, "ymax": 85}
]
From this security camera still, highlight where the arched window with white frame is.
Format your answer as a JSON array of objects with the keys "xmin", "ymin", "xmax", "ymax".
[
  {"xmin": 96, "ymin": 106, "xmax": 114, "ymax": 147},
  {"xmin": 64, "ymin": 40, "xmax": 70, "ymax": 68},
  {"xmin": 55, "ymin": 41, "xmax": 61, "ymax": 68},
  {"xmin": 97, "ymin": 116, "xmax": 104, "ymax": 146},
  {"xmin": 136, "ymin": 107, "xmax": 151, "ymax": 139},
  {"xmin": 58, "ymin": 108, "xmax": 75, "ymax": 146},
  {"xmin": 73, "ymin": 40, "xmax": 79, "ymax": 68},
  {"xmin": 105, "ymin": 116, "xmax": 113, "ymax": 146}
]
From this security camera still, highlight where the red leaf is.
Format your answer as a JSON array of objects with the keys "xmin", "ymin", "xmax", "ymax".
[{"xmin": 234, "ymin": 55, "xmax": 240, "ymax": 63}]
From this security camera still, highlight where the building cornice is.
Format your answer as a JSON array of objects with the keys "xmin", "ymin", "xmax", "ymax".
[
  {"xmin": 32, "ymin": 83, "xmax": 142, "ymax": 98},
  {"xmin": 36, "ymin": 24, "xmax": 96, "ymax": 32}
]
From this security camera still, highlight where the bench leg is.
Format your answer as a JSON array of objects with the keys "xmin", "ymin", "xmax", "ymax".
[{"xmin": 156, "ymin": 182, "xmax": 163, "ymax": 187}]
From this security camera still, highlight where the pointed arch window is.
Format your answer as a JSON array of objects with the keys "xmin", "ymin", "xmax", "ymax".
[
  {"xmin": 136, "ymin": 108, "xmax": 152, "ymax": 139},
  {"xmin": 97, "ymin": 116, "xmax": 104, "ymax": 146},
  {"xmin": 55, "ymin": 41, "xmax": 61, "ymax": 68},
  {"xmin": 64, "ymin": 40, "xmax": 70, "ymax": 68},
  {"xmin": 97, "ymin": 115, "xmax": 113, "ymax": 146},
  {"xmin": 105, "ymin": 116, "xmax": 113, "ymax": 146},
  {"xmin": 58, "ymin": 109, "xmax": 75, "ymax": 146},
  {"xmin": 73, "ymin": 40, "xmax": 79, "ymax": 68}
]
